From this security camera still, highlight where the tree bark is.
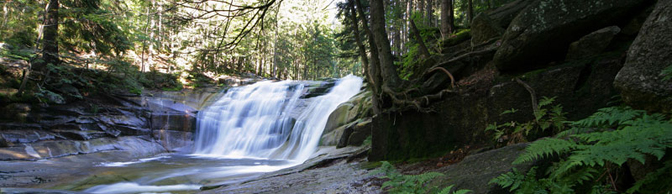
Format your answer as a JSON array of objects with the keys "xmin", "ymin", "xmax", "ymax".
[
  {"xmin": 440, "ymin": 0, "xmax": 454, "ymax": 38},
  {"xmin": 38, "ymin": 0, "xmax": 59, "ymax": 70},
  {"xmin": 370, "ymin": 0, "xmax": 402, "ymax": 89},
  {"xmin": 467, "ymin": 0, "xmax": 474, "ymax": 25},
  {"xmin": 410, "ymin": 20, "xmax": 431, "ymax": 59},
  {"xmin": 426, "ymin": 0, "xmax": 433, "ymax": 26},
  {"xmin": 348, "ymin": 0, "xmax": 371, "ymax": 85},
  {"xmin": 355, "ymin": 0, "xmax": 382, "ymax": 92}
]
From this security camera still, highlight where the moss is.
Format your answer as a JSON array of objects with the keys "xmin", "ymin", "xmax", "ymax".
[
  {"xmin": 439, "ymin": 29, "xmax": 472, "ymax": 48},
  {"xmin": 360, "ymin": 161, "xmax": 383, "ymax": 170}
]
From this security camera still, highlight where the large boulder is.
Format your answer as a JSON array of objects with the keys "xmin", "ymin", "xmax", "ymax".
[
  {"xmin": 432, "ymin": 143, "xmax": 533, "ymax": 193},
  {"xmin": 470, "ymin": 0, "xmax": 533, "ymax": 46},
  {"xmin": 565, "ymin": 26, "xmax": 621, "ymax": 60},
  {"xmin": 471, "ymin": 13, "xmax": 505, "ymax": 46},
  {"xmin": 614, "ymin": 0, "xmax": 672, "ymax": 113},
  {"xmin": 320, "ymin": 90, "xmax": 372, "ymax": 147},
  {"xmin": 485, "ymin": 0, "xmax": 532, "ymax": 29},
  {"xmin": 494, "ymin": 0, "xmax": 651, "ymax": 72}
]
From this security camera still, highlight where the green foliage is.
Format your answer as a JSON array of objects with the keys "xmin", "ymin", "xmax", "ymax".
[
  {"xmin": 437, "ymin": 185, "xmax": 472, "ymax": 194},
  {"xmin": 398, "ymin": 44, "xmax": 420, "ymax": 79},
  {"xmin": 663, "ymin": 64, "xmax": 672, "ymax": 81},
  {"xmin": 439, "ymin": 29, "xmax": 472, "ymax": 48},
  {"xmin": 363, "ymin": 135, "xmax": 372, "ymax": 146},
  {"xmin": 626, "ymin": 160, "xmax": 672, "ymax": 193},
  {"xmin": 139, "ymin": 71, "xmax": 183, "ymax": 91},
  {"xmin": 486, "ymin": 96, "xmax": 567, "ymax": 145},
  {"xmin": 491, "ymin": 106, "xmax": 672, "ymax": 194},
  {"xmin": 371, "ymin": 161, "xmax": 472, "ymax": 194}
]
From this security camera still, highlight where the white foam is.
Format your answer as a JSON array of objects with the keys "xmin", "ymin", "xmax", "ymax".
[{"xmin": 85, "ymin": 182, "xmax": 201, "ymax": 193}]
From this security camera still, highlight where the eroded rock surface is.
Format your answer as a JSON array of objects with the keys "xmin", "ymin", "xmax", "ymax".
[
  {"xmin": 494, "ymin": 0, "xmax": 651, "ymax": 72},
  {"xmin": 614, "ymin": 0, "xmax": 672, "ymax": 113}
]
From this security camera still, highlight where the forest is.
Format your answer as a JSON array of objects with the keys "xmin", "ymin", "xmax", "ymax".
[
  {"xmin": 0, "ymin": 0, "xmax": 509, "ymax": 100},
  {"xmin": 1, "ymin": 0, "xmax": 671, "ymax": 193}
]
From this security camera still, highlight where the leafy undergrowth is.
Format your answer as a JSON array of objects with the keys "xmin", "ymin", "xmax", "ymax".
[
  {"xmin": 486, "ymin": 96, "xmax": 568, "ymax": 147},
  {"xmin": 371, "ymin": 161, "xmax": 472, "ymax": 194},
  {"xmin": 490, "ymin": 106, "xmax": 672, "ymax": 194},
  {"xmin": 0, "ymin": 59, "xmax": 183, "ymax": 105}
]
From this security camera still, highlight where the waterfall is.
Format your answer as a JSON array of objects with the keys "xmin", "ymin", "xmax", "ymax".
[{"xmin": 193, "ymin": 75, "xmax": 363, "ymax": 162}]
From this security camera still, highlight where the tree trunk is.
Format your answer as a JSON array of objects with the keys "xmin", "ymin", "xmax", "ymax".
[
  {"xmin": 467, "ymin": 0, "xmax": 474, "ymax": 25},
  {"xmin": 355, "ymin": 0, "xmax": 382, "ymax": 92},
  {"xmin": 410, "ymin": 20, "xmax": 431, "ymax": 59},
  {"xmin": 404, "ymin": 0, "xmax": 413, "ymax": 54},
  {"xmin": 348, "ymin": 0, "xmax": 371, "ymax": 86},
  {"xmin": 426, "ymin": 0, "xmax": 433, "ymax": 26},
  {"xmin": 1, "ymin": 1, "xmax": 10, "ymax": 29},
  {"xmin": 370, "ymin": 0, "xmax": 402, "ymax": 89},
  {"xmin": 38, "ymin": 0, "xmax": 59, "ymax": 71},
  {"xmin": 440, "ymin": 0, "xmax": 454, "ymax": 38},
  {"xmin": 419, "ymin": 0, "xmax": 425, "ymax": 18}
]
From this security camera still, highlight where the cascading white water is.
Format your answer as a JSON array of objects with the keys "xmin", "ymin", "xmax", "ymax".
[
  {"xmin": 83, "ymin": 75, "xmax": 363, "ymax": 194},
  {"xmin": 193, "ymin": 75, "xmax": 363, "ymax": 162}
]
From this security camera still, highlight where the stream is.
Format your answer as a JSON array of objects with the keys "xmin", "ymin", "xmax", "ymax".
[{"xmin": 75, "ymin": 75, "xmax": 363, "ymax": 193}]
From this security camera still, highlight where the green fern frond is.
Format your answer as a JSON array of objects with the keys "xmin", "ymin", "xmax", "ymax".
[
  {"xmin": 372, "ymin": 161, "xmax": 448, "ymax": 193},
  {"xmin": 571, "ymin": 107, "xmax": 645, "ymax": 128},
  {"xmin": 556, "ymin": 165, "xmax": 598, "ymax": 186},
  {"xmin": 452, "ymin": 189, "xmax": 473, "ymax": 194},
  {"xmin": 514, "ymin": 138, "xmax": 578, "ymax": 164},
  {"xmin": 556, "ymin": 127, "xmax": 592, "ymax": 138},
  {"xmin": 438, "ymin": 185, "xmax": 473, "ymax": 194},
  {"xmin": 538, "ymin": 96, "xmax": 556, "ymax": 108},
  {"xmin": 438, "ymin": 185, "xmax": 456, "ymax": 194},
  {"xmin": 501, "ymin": 108, "xmax": 518, "ymax": 116},
  {"xmin": 498, "ymin": 106, "xmax": 672, "ymax": 193},
  {"xmin": 627, "ymin": 160, "xmax": 672, "ymax": 193},
  {"xmin": 489, "ymin": 168, "xmax": 528, "ymax": 191}
]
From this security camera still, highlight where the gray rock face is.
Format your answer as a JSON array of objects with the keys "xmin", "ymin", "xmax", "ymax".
[
  {"xmin": 471, "ymin": 13, "xmax": 504, "ymax": 46},
  {"xmin": 433, "ymin": 143, "xmax": 533, "ymax": 193},
  {"xmin": 494, "ymin": 0, "xmax": 650, "ymax": 72},
  {"xmin": 346, "ymin": 119, "xmax": 371, "ymax": 146},
  {"xmin": 469, "ymin": 0, "xmax": 532, "ymax": 46},
  {"xmin": 320, "ymin": 90, "xmax": 372, "ymax": 147},
  {"xmin": 486, "ymin": 0, "xmax": 532, "ymax": 29},
  {"xmin": 614, "ymin": 0, "xmax": 672, "ymax": 113},
  {"xmin": 566, "ymin": 26, "xmax": 621, "ymax": 60}
]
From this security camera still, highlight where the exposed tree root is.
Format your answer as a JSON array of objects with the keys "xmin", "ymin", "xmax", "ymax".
[
  {"xmin": 515, "ymin": 78, "xmax": 539, "ymax": 115},
  {"xmin": 429, "ymin": 67, "xmax": 455, "ymax": 89},
  {"xmin": 382, "ymin": 67, "xmax": 459, "ymax": 113}
]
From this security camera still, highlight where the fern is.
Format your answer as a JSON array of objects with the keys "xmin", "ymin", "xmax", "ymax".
[
  {"xmin": 437, "ymin": 185, "xmax": 473, "ymax": 194},
  {"xmin": 494, "ymin": 106, "xmax": 672, "ymax": 193},
  {"xmin": 570, "ymin": 106, "xmax": 645, "ymax": 129},
  {"xmin": 371, "ymin": 161, "xmax": 442, "ymax": 193},
  {"xmin": 626, "ymin": 160, "xmax": 672, "ymax": 193},
  {"xmin": 489, "ymin": 168, "xmax": 528, "ymax": 191},
  {"xmin": 514, "ymin": 138, "xmax": 578, "ymax": 164},
  {"xmin": 372, "ymin": 161, "xmax": 472, "ymax": 194},
  {"xmin": 538, "ymin": 96, "xmax": 556, "ymax": 108},
  {"xmin": 488, "ymin": 96, "xmax": 567, "ymax": 145}
]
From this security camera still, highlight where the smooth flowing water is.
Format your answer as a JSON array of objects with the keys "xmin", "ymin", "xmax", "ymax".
[{"xmin": 83, "ymin": 75, "xmax": 363, "ymax": 193}]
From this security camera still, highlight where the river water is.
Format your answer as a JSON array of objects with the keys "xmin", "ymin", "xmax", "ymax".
[{"xmin": 82, "ymin": 75, "xmax": 363, "ymax": 193}]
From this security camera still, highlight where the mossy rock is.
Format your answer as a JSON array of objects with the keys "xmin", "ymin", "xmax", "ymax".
[{"xmin": 494, "ymin": 0, "xmax": 652, "ymax": 72}]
